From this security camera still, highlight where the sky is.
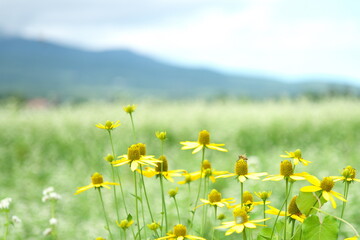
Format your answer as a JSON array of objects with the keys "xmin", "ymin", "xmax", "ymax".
[{"xmin": 1, "ymin": 0, "xmax": 360, "ymax": 84}]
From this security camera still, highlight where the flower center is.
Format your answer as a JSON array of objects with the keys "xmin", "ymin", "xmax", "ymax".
[
  {"xmin": 342, "ymin": 166, "xmax": 356, "ymax": 179},
  {"xmin": 173, "ymin": 224, "xmax": 187, "ymax": 237},
  {"xmin": 184, "ymin": 174, "xmax": 192, "ymax": 183},
  {"xmin": 105, "ymin": 120, "xmax": 113, "ymax": 129},
  {"xmin": 91, "ymin": 172, "xmax": 104, "ymax": 185},
  {"xmin": 136, "ymin": 143, "xmax": 146, "ymax": 155},
  {"xmin": 294, "ymin": 149, "xmax": 302, "ymax": 158},
  {"xmin": 208, "ymin": 189, "xmax": 222, "ymax": 203},
  {"xmin": 288, "ymin": 196, "xmax": 301, "ymax": 215},
  {"xmin": 320, "ymin": 177, "xmax": 334, "ymax": 192},
  {"xmin": 198, "ymin": 130, "xmax": 210, "ymax": 145},
  {"xmin": 128, "ymin": 145, "xmax": 141, "ymax": 161},
  {"xmin": 156, "ymin": 155, "xmax": 168, "ymax": 172},
  {"xmin": 233, "ymin": 207, "xmax": 248, "ymax": 224},
  {"xmin": 235, "ymin": 159, "xmax": 248, "ymax": 176},
  {"xmin": 242, "ymin": 191, "xmax": 253, "ymax": 204},
  {"xmin": 202, "ymin": 160, "xmax": 211, "ymax": 170},
  {"xmin": 280, "ymin": 160, "xmax": 293, "ymax": 177},
  {"xmin": 104, "ymin": 154, "xmax": 114, "ymax": 162}
]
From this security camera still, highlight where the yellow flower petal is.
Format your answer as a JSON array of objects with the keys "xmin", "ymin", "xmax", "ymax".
[{"xmin": 300, "ymin": 185, "xmax": 322, "ymax": 192}]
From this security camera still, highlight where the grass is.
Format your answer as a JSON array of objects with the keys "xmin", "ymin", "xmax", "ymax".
[{"xmin": 0, "ymin": 97, "xmax": 359, "ymax": 239}]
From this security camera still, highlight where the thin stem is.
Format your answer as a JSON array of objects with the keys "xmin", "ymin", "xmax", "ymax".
[
  {"xmin": 306, "ymin": 192, "xmax": 323, "ymax": 216},
  {"xmin": 290, "ymin": 220, "xmax": 295, "ymax": 239},
  {"xmin": 98, "ymin": 188, "xmax": 114, "ymax": 240},
  {"xmin": 201, "ymin": 176, "xmax": 209, "ymax": 235},
  {"xmin": 129, "ymin": 113, "xmax": 137, "ymax": 142},
  {"xmin": 339, "ymin": 181, "xmax": 350, "ymax": 229},
  {"xmin": 243, "ymin": 227, "xmax": 247, "ymax": 240},
  {"xmin": 111, "ymin": 166, "xmax": 120, "ymax": 222},
  {"xmin": 159, "ymin": 175, "xmax": 168, "ymax": 233},
  {"xmin": 4, "ymin": 210, "xmax": 9, "ymax": 240},
  {"xmin": 139, "ymin": 175, "xmax": 147, "ymax": 240},
  {"xmin": 174, "ymin": 197, "xmax": 181, "ymax": 224},
  {"xmin": 240, "ymin": 182, "xmax": 244, "ymax": 205},
  {"xmin": 133, "ymin": 172, "xmax": 142, "ymax": 240},
  {"xmin": 263, "ymin": 200, "xmax": 266, "ymax": 226},
  {"xmin": 284, "ymin": 179, "xmax": 289, "ymax": 240},
  {"xmin": 139, "ymin": 167, "xmax": 159, "ymax": 237},
  {"xmin": 212, "ymin": 206, "xmax": 218, "ymax": 240},
  {"xmin": 108, "ymin": 130, "xmax": 129, "ymax": 215},
  {"xmin": 50, "ymin": 200, "xmax": 58, "ymax": 239},
  {"xmin": 190, "ymin": 147, "xmax": 206, "ymax": 228},
  {"xmin": 270, "ymin": 181, "xmax": 294, "ymax": 240}
]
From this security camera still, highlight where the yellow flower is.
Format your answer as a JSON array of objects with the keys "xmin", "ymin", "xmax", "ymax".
[
  {"xmin": 75, "ymin": 172, "xmax": 119, "ymax": 195},
  {"xmin": 215, "ymin": 207, "xmax": 269, "ymax": 236},
  {"xmin": 254, "ymin": 191, "xmax": 272, "ymax": 202},
  {"xmin": 263, "ymin": 160, "xmax": 308, "ymax": 181},
  {"xmin": 301, "ymin": 176, "xmax": 347, "ymax": 208},
  {"xmin": 229, "ymin": 191, "xmax": 268, "ymax": 209},
  {"xmin": 95, "ymin": 120, "xmax": 120, "ymax": 130},
  {"xmin": 168, "ymin": 187, "xmax": 179, "ymax": 198},
  {"xmin": 156, "ymin": 131, "xmax": 167, "ymax": 141},
  {"xmin": 189, "ymin": 160, "xmax": 229, "ymax": 183},
  {"xmin": 217, "ymin": 156, "xmax": 267, "ymax": 183},
  {"xmin": 95, "ymin": 237, "xmax": 106, "ymax": 240},
  {"xmin": 123, "ymin": 104, "xmax": 136, "ymax": 114},
  {"xmin": 112, "ymin": 144, "xmax": 161, "ymax": 171},
  {"xmin": 180, "ymin": 130, "xmax": 228, "ymax": 154},
  {"xmin": 137, "ymin": 155, "xmax": 186, "ymax": 182},
  {"xmin": 117, "ymin": 219, "xmax": 134, "ymax": 230},
  {"xmin": 148, "ymin": 222, "xmax": 161, "ymax": 231},
  {"xmin": 177, "ymin": 173, "xmax": 195, "ymax": 185},
  {"xmin": 266, "ymin": 196, "xmax": 306, "ymax": 223},
  {"xmin": 195, "ymin": 189, "xmax": 235, "ymax": 209},
  {"xmin": 156, "ymin": 224, "xmax": 205, "ymax": 240},
  {"xmin": 332, "ymin": 166, "xmax": 360, "ymax": 183},
  {"xmin": 280, "ymin": 149, "xmax": 311, "ymax": 166}
]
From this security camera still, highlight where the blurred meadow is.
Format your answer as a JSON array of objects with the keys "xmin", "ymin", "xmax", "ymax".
[{"xmin": 1, "ymin": 97, "xmax": 360, "ymax": 239}]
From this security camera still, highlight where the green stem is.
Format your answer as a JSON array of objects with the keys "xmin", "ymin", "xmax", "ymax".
[
  {"xmin": 306, "ymin": 192, "xmax": 323, "ymax": 216},
  {"xmin": 98, "ymin": 188, "xmax": 114, "ymax": 240},
  {"xmin": 270, "ymin": 181, "xmax": 294, "ymax": 240},
  {"xmin": 240, "ymin": 182, "xmax": 244, "ymax": 205},
  {"xmin": 140, "ymin": 167, "xmax": 159, "ymax": 237},
  {"xmin": 284, "ymin": 179, "xmax": 289, "ymax": 240},
  {"xmin": 339, "ymin": 181, "xmax": 350, "ymax": 229},
  {"xmin": 4, "ymin": 210, "xmax": 9, "ymax": 240},
  {"xmin": 212, "ymin": 206, "xmax": 217, "ymax": 240},
  {"xmin": 243, "ymin": 227, "xmax": 247, "ymax": 240},
  {"xmin": 290, "ymin": 220, "xmax": 295, "ymax": 239},
  {"xmin": 201, "ymin": 176, "xmax": 209, "ymax": 235},
  {"xmin": 190, "ymin": 147, "xmax": 206, "ymax": 228},
  {"xmin": 139, "ymin": 175, "xmax": 147, "ymax": 240},
  {"xmin": 263, "ymin": 200, "xmax": 266, "ymax": 226},
  {"xmin": 129, "ymin": 113, "xmax": 137, "ymax": 142},
  {"xmin": 159, "ymin": 175, "xmax": 168, "ymax": 233},
  {"xmin": 133, "ymin": 172, "xmax": 142, "ymax": 240},
  {"xmin": 50, "ymin": 200, "xmax": 58, "ymax": 239},
  {"xmin": 108, "ymin": 130, "xmax": 129, "ymax": 216},
  {"xmin": 174, "ymin": 197, "xmax": 181, "ymax": 224}
]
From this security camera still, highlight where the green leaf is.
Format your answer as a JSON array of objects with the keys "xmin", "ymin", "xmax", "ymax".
[
  {"xmin": 302, "ymin": 215, "xmax": 339, "ymax": 240},
  {"xmin": 296, "ymin": 191, "xmax": 326, "ymax": 216},
  {"xmin": 257, "ymin": 227, "xmax": 279, "ymax": 240},
  {"xmin": 130, "ymin": 193, "xmax": 142, "ymax": 202},
  {"xmin": 127, "ymin": 213, "xmax": 132, "ymax": 221}
]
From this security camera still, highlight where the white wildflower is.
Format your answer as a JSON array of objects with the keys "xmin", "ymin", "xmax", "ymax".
[
  {"xmin": 0, "ymin": 198, "xmax": 12, "ymax": 210},
  {"xmin": 49, "ymin": 218, "xmax": 58, "ymax": 225},
  {"xmin": 12, "ymin": 215, "xmax": 21, "ymax": 224},
  {"xmin": 42, "ymin": 187, "xmax": 61, "ymax": 202},
  {"xmin": 43, "ymin": 228, "xmax": 52, "ymax": 236}
]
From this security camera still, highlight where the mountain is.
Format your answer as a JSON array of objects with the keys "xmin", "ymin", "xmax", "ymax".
[{"xmin": 0, "ymin": 36, "xmax": 357, "ymax": 100}]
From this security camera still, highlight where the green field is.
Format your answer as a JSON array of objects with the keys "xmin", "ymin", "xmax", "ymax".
[{"xmin": 1, "ymin": 98, "xmax": 359, "ymax": 239}]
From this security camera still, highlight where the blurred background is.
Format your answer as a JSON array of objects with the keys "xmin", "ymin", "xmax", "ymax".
[{"xmin": 0, "ymin": 0, "xmax": 360, "ymax": 239}]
